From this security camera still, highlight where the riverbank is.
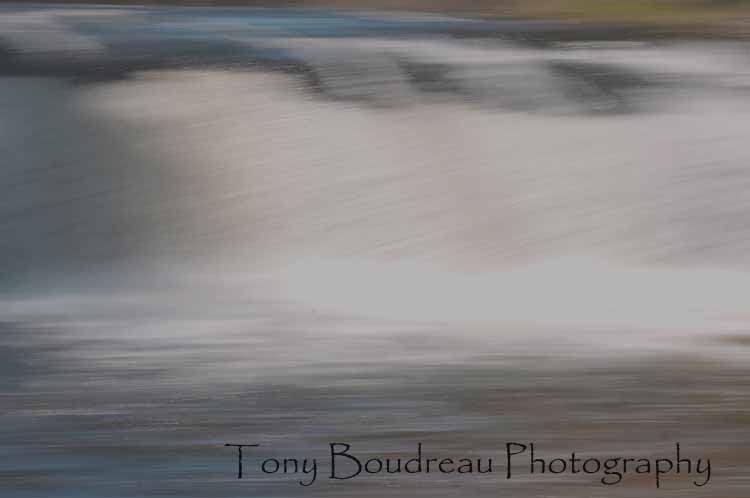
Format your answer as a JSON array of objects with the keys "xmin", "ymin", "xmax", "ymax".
[{"xmin": 3, "ymin": 0, "xmax": 750, "ymax": 38}]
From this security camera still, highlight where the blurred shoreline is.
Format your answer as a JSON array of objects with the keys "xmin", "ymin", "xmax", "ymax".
[{"xmin": 2, "ymin": 1, "xmax": 750, "ymax": 39}]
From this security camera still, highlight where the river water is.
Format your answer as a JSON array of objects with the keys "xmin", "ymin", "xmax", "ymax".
[{"xmin": 1, "ymin": 5, "xmax": 750, "ymax": 498}]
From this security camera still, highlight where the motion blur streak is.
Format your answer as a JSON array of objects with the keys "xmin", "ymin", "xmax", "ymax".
[{"xmin": 1, "ymin": 5, "xmax": 750, "ymax": 498}]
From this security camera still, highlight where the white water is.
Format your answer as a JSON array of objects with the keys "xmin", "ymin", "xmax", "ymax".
[{"xmin": 3, "ymin": 40, "xmax": 750, "ymax": 357}]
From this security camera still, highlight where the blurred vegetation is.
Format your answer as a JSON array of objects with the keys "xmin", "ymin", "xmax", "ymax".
[{"xmin": 518, "ymin": 0, "xmax": 750, "ymax": 23}]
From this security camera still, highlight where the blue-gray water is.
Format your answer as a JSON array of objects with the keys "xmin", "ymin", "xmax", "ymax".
[{"xmin": 1, "ymin": 5, "xmax": 750, "ymax": 497}]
